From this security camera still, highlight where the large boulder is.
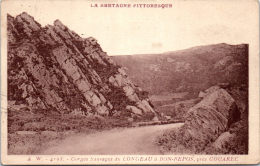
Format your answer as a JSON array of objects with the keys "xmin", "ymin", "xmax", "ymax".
[{"xmin": 181, "ymin": 88, "xmax": 240, "ymax": 151}]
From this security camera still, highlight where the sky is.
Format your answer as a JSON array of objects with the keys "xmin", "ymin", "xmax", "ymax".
[{"xmin": 2, "ymin": 0, "xmax": 259, "ymax": 55}]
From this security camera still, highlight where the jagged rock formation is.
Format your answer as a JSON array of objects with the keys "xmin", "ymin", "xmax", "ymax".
[{"xmin": 7, "ymin": 12, "xmax": 155, "ymax": 118}]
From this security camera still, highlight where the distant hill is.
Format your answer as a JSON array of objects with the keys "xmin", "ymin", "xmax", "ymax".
[{"xmin": 112, "ymin": 43, "xmax": 248, "ymax": 96}]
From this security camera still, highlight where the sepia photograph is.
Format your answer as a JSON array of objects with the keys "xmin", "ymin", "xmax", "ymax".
[{"xmin": 1, "ymin": 0, "xmax": 259, "ymax": 165}]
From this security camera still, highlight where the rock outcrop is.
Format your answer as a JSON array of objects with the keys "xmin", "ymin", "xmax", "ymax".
[
  {"xmin": 7, "ymin": 12, "xmax": 155, "ymax": 118},
  {"xmin": 156, "ymin": 85, "xmax": 247, "ymax": 154},
  {"xmin": 179, "ymin": 88, "xmax": 240, "ymax": 152}
]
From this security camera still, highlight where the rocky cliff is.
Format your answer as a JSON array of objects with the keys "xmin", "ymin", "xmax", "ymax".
[{"xmin": 7, "ymin": 12, "xmax": 155, "ymax": 119}]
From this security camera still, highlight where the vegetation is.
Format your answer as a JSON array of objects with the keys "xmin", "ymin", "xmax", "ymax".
[
  {"xmin": 8, "ymin": 106, "xmax": 133, "ymax": 154},
  {"xmin": 157, "ymin": 126, "xmax": 207, "ymax": 154}
]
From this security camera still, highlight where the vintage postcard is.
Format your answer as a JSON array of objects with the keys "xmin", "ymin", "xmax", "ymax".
[{"xmin": 1, "ymin": 0, "xmax": 260, "ymax": 165}]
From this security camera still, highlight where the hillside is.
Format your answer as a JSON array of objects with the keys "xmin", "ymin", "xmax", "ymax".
[{"xmin": 112, "ymin": 43, "xmax": 248, "ymax": 97}]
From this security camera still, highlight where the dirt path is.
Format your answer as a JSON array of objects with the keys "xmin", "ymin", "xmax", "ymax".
[{"xmin": 42, "ymin": 123, "xmax": 183, "ymax": 155}]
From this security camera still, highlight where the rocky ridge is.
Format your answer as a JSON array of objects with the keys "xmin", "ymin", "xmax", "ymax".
[{"xmin": 7, "ymin": 12, "xmax": 155, "ymax": 118}]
